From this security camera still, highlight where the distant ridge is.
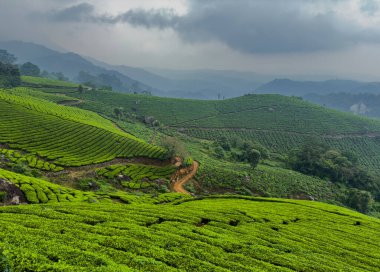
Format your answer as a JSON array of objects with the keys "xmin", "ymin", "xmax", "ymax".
[{"xmin": 256, "ymin": 78, "xmax": 380, "ymax": 96}]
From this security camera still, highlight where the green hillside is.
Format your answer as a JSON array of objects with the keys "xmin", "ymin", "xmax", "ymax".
[
  {"xmin": 0, "ymin": 88, "xmax": 166, "ymax": 167},
  {"xmin": 54, "ymin": 89, "xmax": 380, "ymax": 174},
  {"xmin": 0, "ymin": 197, "xmax": 379, "ymax": 271},
  {"xmin": 0, "ymin": 76, "xmax": 378, "ymax": 271}
]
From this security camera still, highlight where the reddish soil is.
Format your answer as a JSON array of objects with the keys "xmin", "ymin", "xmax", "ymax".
[{"xmin": 171, "ymin": 161, "xmax": 199, "ymax": 195}]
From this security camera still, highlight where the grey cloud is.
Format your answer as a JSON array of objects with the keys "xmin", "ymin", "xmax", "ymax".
[
  {"xmin": 47, "ymin": 2, "xmax": 94, "ymax": 22},
  {"xmin": 114, "ymin": 9, "xmax": 179, "ymax": 29},
  {"xmin": 44, "ymin": 0, "xmax": 380, "ymax": 54}
]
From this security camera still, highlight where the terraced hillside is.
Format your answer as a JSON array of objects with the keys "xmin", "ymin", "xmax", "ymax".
[
  {"xmin": 0, "ymin": 89, "xmax": 166, "ymax": 167},
  {"xmin": 57, "ymin": 89, "xmax": 380, "ymax": 173},
  {"xmin": 0, "ymin": 197, "xmax": 379, "ymax": 271}
]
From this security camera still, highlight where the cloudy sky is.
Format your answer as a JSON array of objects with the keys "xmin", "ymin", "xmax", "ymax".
[{"xmin": 1, "ymin": 0, "xmax": 380, "ymax": 80}]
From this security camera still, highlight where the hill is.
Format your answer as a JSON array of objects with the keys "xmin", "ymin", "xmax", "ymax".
[
  {"xmin": 0, "ymin": 41, "xmax": 154, "ymax": 92},
  {"xmin": 305, "ymin": 92, "xmax": 380, "ymax": 119},
  {"xmin": 54, "ymin": 88, "xmax": 380, "ymax": 174},
  {"xmin": 0, "ymin": 76, "xmax": 379, "ymax": 271},
  {"xmin": 22, "ymin": 81, "xmax": 379, "ymax": 214},
  {"xmin": 0, "ymin": 87, "xmax": 165, "ymax": 167},
  {"xmin": 0, "ymin": 196, "xmax": 379, "ymax": 271},
  {"xmin": 256, "ymin": 79, "xmax": 380, "ymax": 96},
  {"xmin": 0, "ymin": 41, "xmax": 266, "ymax": 99}
]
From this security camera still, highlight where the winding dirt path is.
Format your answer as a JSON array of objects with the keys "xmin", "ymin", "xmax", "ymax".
[{"xmin": 172, "ymin": 161, "xmax": 199, "ymax": 195}]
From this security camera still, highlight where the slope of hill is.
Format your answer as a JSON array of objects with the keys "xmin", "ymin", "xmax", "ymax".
[
  {"xmin": 0, "ymin": 197, "xmax": 379, "ymax": 271},
  {"xmin": 0, "ymin": 88, "xmax": 165, "ymax": 167},
  {"xmin": 0, "ymin": 76, "xmax": 379, "ymax": 271},
  {"xmin": 55, "ymin": 88, "xmax": 380, "ymax": 172}
]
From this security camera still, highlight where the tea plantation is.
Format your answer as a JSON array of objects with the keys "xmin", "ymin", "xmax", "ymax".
[
  {"xmin": 0, "ymin": 197, "xmax": 379, "ymax": 271},
  {"xmin": 0, "ymin": 77, "xmax": 378, "ymax": 271},
  {"xmin": 58, "ymin": 88, "xmax": 380, "ymax": 174},
  {"xmin": 0, "ymin": 89, "xmax": 166, "ymax": 167}
]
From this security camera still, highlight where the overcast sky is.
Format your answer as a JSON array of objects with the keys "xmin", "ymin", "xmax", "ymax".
[{"xmin": 1, "ymin": 0, "xmax": 380, "ymax": 80}]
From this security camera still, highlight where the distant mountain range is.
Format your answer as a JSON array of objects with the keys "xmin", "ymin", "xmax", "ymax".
[
  {"xmin": 255, "ymin": 78, "xmax": 380, "ymax": 96},
  {"xmin": 2, "ymin": 40, "xmax": 380, "ymax": 100},
  {"xmin": 0, "ymin": 40, "xmax": 153, "ymax": 92},
  {"xmin": 0, "ymin": 40, "xmax": 264, "ymax": 99}
]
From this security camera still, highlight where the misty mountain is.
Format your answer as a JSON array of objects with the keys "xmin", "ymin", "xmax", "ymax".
[
  {"xmin": 305, "ymin": 93, "xmax": 380, "ymax": 119},
  {"xmin": 0, "ymin": 40, "xmax": 153, "ymax": 92},
  {"xmin": 255, "ymin": 79, "xmax": 372, "ymax": 96},
  {"xmin": 89, "ymin": 58, "xmax": 264, "ymax": 99}
]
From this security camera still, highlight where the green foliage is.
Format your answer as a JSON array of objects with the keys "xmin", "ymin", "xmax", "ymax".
[
  {"xmin": 160, "ymin": 136, "xmax": 188, "ymax": 160},
  {"xmin": 20, "ymin": 62, "xmax": 40, "ymax": 77},
  {"xmin": 0, "ymin": 50, "xmax": 16, "ymax": 64},
  {"xmin": 288, "ymin": 143, "xmax": 380, "ymax": 199},
  {"xmin": 0, "ymin": 198, "xmax": 378, "ymax": 271},
  {"xmin": 0, "ymin": 191, "xmax": 6, "ymax": 202},
  {"xmin": 97, "ymin": 163, "xmax": 176, "ymax": 189},
  {"xmin": 1, "ymin": 148, "xmax": 63, "ymax": 172},
  {"xmin": 247, "ymin": 149, "xmax": 261, "ymax": 168},
  {"xmin": 0, "ymin": 168, "xmax": 97, "ymax": 204},
  {"xmin": 0, "ymin": 62, "xmax": 20, "ymax": 87},
  {"xmin": 346, "ymin": 189, "xmax": 374, "ymax": 213}
]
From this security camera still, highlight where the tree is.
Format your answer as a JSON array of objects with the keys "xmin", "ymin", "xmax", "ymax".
[
  {"xmin": 20, "ymin": 62, "xmax": 40, "ymax": 77},
  {"xmin": 78, "ymin": 84, "xmax": 84, "ymax": 94},
  {"xmin": 113, "ymin": 107, "xmax": 123, "ymax": 120},
  {"xmin": 247, "ymin": 149, "xmax": 261, "ymax": 168},
  {"xmin": 214, "ymin": 146, "xmax": 225, "ymax": 159},
  {"xmin": 0, "ymin": 62, "xmax": 21, "ymax": 87},
  {"xmin": 53, "ymin": 72, "xmax": 68, "ymax": 81},
  {"xmin": 346, "ymin": 189, "xmax": 373, "ymax": 213},
  {"xmin": 217, "ymin": 136, "xmax": 230, "ymax": 151},
  {"xmin": 0, "ymin": 49, "xmax": 16, "ymax": 64},
  {"xmin": 160, "ymin": 136, "xmax": 188, "ymax": 160}
]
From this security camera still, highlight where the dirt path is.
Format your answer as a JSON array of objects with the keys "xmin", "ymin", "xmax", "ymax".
[{"xmin": 172, "ymin": 161, "xmax": 199, "ymax": 195}]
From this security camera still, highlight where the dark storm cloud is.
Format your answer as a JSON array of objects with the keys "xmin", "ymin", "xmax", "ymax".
[{"xmin": 44, "ymin": 0, "xmax": 380, "ymax": 54}]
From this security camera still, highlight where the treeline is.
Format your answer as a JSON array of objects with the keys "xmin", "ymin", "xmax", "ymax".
[
  {"xmin": 0, "ymin": 50, "xmax": 20, "ymax": 87},
  {"xmin": 288, "ymin": 143, "xmax": 379, "ymax": 213},
  {"xmin": 213, "ymin": 136, "xmax": 269, "ymax": 169},
  {"xmin": 0, "ymin": 49, "xmax": 70, "ymax": 87}
]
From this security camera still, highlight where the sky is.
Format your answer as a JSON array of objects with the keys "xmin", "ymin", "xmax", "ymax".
[{"xmin": 1, "ymin": 0, "xmax": 380, "ymax": 80}]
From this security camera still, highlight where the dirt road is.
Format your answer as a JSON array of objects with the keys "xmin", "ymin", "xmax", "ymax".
[{"xmin": 172, "ymin": 161, "xmax": 199, "ymax": 195}]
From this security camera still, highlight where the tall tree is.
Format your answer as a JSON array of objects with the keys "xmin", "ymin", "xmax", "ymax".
[
  {"xmin": 0, "ymin": 62, "xmax": 21, "ymax": 87},
  {"xmin": 20, "ymin": 62, "xmax": 40, "ymax": 77},
  {"xmin": 0, "ymin": 49, "xmax": 16, "ymax": 64}
]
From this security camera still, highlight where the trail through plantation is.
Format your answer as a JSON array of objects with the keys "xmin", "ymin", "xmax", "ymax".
[{"xmin": 172, "ymin": 161, "xmax": 199, "ymax": 195}]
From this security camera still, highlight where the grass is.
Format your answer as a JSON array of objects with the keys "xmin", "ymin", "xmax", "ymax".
[{"xmin": 0, "ymin": 197, "xmax": 379, "ymax": 271}]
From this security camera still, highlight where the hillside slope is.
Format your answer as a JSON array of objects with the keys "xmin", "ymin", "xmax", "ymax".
[
  {"xmin": 57, "ymin": 89, "xmax": 380, "ymax": 173},
  {"xmin": 0, "ymin": 197, "xmax": 379, "ymax": 271},
  {"xmin": 0, "ymin": 88, "xmax": 165, "ymax": 166}
]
